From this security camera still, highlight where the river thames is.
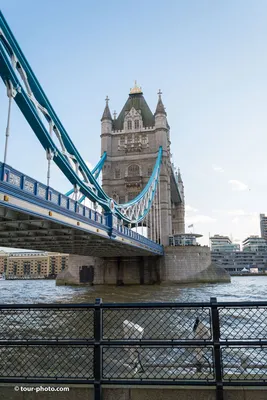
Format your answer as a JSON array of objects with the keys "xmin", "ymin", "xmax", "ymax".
[{"xmin": 0, "ymin": 275, "xmax": 267, "ymax": 303}]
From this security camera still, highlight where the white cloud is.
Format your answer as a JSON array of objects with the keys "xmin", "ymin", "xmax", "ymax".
[
  {"xmin": 232, "ymin": 217, "xmax": 239, "ymax": 224},
  {"xmin": 233, "ymin": 238, "xmax": 241, "ymax": 243},
  {"xmin": 86, "ymin": 161, "xmax": 93, "ymax": 170},
  {"xmin": 187, "ymin": 215, "xmax": 216, "ymax": 224},
  {"xmin": 185, "ymin": 205, "xmax": 198, "ymax": 213},
  {"xmin": 227, "ymin": 209, "xmax": 251, "ymax": 216},
  {"xmin": 211, "ymin": 208, "xmax": 224, "ymax": 214},
  {"xmin": 228, "ymin": 180, "xmax": 248, "ymax": 191},
  {"xmin": 213, "ymin": 209, "xmax": 258, "ymax": 223},
  {"xmin": 232, "ymin": 213, "xmax": 258, "ymax": 227},
  {"xmin": 212, "ymin": 165, "xmax": 224, "ymax": 173},
  {"xmin": 229, "ymin": 211, "xmax": 257, "ymax": 220},
  {"xmin": 212, "ymin": 209, "xmax": 258, "ymax": 217}
]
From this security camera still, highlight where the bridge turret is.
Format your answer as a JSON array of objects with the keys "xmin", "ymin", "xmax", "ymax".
[
  {"xmin": 154, "ymin": 90, "xmax": 172, "ymax": 242},
  {"xmin": 154, "ymin": 90, "xmax": 169, "ymax": 155},
  {"xmin": 177, "ymin": 169, "xmax": 184, "ymax": 199},
  {"xmin": 101, "ymin": 96, "xmax": 112, "ymax": 155},
  {"xmin": 172, "ymin": 168, "xmax": 185, "ymax": 234},
  {"xmin": 154, "ymin": 90, "xmax": 168, "ymax": 129}
]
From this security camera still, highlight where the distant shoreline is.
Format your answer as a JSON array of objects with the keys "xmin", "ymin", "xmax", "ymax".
[{"xmin": 231, "ymin": 273, "xmax": 267, "ymax": 277}]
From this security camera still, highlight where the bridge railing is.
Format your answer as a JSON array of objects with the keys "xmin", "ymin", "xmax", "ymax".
[
  {"xmin": 0, "ymin": 162, "xmax": 163, "ymax": 253},
  {"xmin": 0, "ymin": 298, "xmax": 266, "ymax": 400},
  {"xmin": 0, "ymin": 162, "xmax": 108, "ymax": 226}
]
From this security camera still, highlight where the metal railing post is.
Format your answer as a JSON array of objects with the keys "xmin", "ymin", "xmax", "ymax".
[
  {"xmin": 210, "ymin": 297, "xmax": 223, "ymax": 400},
  {"xmin": 94, "ymin": 298, "xmax": 103, "ymax": 400}
]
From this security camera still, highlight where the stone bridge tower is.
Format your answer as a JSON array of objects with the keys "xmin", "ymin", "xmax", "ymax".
[{"xmin": 101, "ymin": 83, "xmax": 185, "ymax": 245}]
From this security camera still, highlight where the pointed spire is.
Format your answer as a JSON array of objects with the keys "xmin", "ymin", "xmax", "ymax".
[
  {"xmin": 101, "ymin": 96, "xmax": 112, "ymax": 121},
  {"xmin": 155, "ymin": 89, "xmax": 166, "ymax": 115},
  {"xmin": 129, "ymin": 80, "xmax": 143, "ymax": 95}
]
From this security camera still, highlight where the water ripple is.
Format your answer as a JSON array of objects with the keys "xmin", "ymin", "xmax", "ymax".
[{"xmin": 0, "ymin": 276, "xmax": 266, "ymax": 304}]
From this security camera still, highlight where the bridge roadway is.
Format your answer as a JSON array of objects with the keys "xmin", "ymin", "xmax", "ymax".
[{"xmin": 0, "ymin": 163, "xmax": 163, "ymax": 257}]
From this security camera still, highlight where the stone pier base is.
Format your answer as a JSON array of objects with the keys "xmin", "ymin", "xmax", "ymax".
[
  {"xmin": 160, "ymin": 246, "xmax": 230, "ymax": 283},
  {"xmin": 56, "ymin": 255, "xmax": 104, "ymax": 286},
  {"xmin": 56, "ymin": 255, "xmax": 160, "ymax": 286},
  {"xmin": 56, "ymin": 246, "xmax": 230, "ymax": 286}
]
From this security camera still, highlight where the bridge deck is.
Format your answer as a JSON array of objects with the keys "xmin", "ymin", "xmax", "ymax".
[{"xmin": 0, "ymin": 163, "xmax": 163, "ymax": 257}]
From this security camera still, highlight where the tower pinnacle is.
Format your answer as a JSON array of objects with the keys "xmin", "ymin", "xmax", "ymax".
[
  {"xmin": 129, "ymin": 80, "xmax": 143, "ymax": 95},
  {"xmin": 101, "ymin": 96, "xmax": 112, "ymax": 121},
  {"xmin": 155, "ymin": 89, "xmax": 166, "ymax": 115}
]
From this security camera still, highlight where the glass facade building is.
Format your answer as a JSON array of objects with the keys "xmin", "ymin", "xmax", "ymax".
[{"xmin": 210, "ymin": 235, "xmax": 240, "ymax": 252}]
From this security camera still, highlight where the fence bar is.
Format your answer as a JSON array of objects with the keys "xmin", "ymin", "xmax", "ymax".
[
  {"xmin": 211, "ymin": 297, "xmax": 223, "ymax": 400},
  {"xmin": 1, "ymin": 299, "xmax": 267, "ymax": 397},
  {"xmin": 94, "ymin": 298, "xmax": 103, "ymax": 400}
]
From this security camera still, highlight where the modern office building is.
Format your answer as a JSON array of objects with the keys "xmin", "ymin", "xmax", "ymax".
[
  {"xmin": 211, "ymin": 249, "xmax": 267, "ymax": 274},
  {"xmin": 169, "ymin": 233, "xmax": 202, "ymax": 246},
  {"xmin": 260, "ymin": 214, "xmax": 267, "ymax": 240},
  {"xmin": 243, "ymin": 236, "xmax": 267, "ymax": 252},
  {"xmin": 210, "ymin": 232, "xmax": 267, "ymax": 274},
  {"xmin": 210, "ymin": 235, "xmax": 240, "ymax": 252},
  {"xmin": 0, "ymin": 251, "xmax": 68, "ymax": 278}
]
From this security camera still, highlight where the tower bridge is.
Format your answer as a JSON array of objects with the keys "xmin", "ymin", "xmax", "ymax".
[{"xmin": 0, "ymin": 11, "xmax": 229, "ymax": 285}]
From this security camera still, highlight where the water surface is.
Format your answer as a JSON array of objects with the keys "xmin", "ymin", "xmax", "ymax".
[{"xmin": 0, "ymin": 276, "xmax": 266, "ymax": 304}]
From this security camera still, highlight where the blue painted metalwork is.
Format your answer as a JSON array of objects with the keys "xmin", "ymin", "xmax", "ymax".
[
  {"xmin": 0, "ymin": 162, "xmax": 164, "ymax": 255},
  {"xmin": 91, "ymin": 151, "xmax": 107, "ymax": 180},
  {"xmin": 65, "ymin": 152, "xmax": 107, "ymax": 198},
  {"xmin": 0, "ymin": 12, "xmax": 162, "ymax": 226}
]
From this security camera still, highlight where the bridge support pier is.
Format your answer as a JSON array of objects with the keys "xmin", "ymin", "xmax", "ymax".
[
  {"xmin": 56, "ymin": 255, "xmax": 104, "ymax": 286},
  {"xmin": 139, "ymin": 257, "xmax": 145, "ymax": 285},
  {"xmin": 56, "ymin": 255, "xmax": 162, "ymax": 286},
  {"xmin": 56, "ymin": 246, "xmax": 230, "ymax": 286},
  {"xmin": 159, "ymin": 246, "xmax": 230, "ymax": 283},
  {"xmin": 115, "ymin": 256, "xmax": 156, "ymax": 286},
  {"xmin": 116, "ymin": 257, "xmax": 124, "ymax": 286}
]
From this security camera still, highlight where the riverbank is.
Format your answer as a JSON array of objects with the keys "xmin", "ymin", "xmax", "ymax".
[{"xmin": 231, "ymin": 273, "xmax": 267, "ymax": 276}]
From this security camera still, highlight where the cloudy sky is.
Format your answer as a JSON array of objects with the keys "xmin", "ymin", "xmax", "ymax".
[{"xmin": 1, "ymin": 0, "xmax": 267, "ymax": 249}]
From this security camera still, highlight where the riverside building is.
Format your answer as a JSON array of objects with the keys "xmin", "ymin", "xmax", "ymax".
[
  {"xmin": 211, "ymin": 235, "xmax": 267, "ymax": 274},
  {"xmin": 210, "ymin": 235, "xmax": 240, "ymax": 252},
  {"xmin": 260, "ymin": 214, "xmax": 267, "ymax": 240},
  {"xmin": 0, "ymin": 251, "xmax": 68, "ymax": 278},
  {"xmin": 243, "ymin": 236, "xmax": 267, "ymax": 252}
]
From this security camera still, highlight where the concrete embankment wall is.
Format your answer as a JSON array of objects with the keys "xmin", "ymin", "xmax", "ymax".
[
  {"xmin": 1, "ymin": 385, "xmax": 266, "ymax": 400},
  {"xmin": 160, "ymin": 246, "xmax": 230, "ymax": 283}
]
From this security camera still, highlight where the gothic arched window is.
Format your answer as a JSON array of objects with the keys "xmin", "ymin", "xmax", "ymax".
[
  {"xmin": 127, "ymin": 120, "xmax": 132, "ymax": 130},
  {"xmin": 134, "ymin": 120, "xmax": 139, "ymax": 130},
  {"xmin": 128, "ymin": 164, "xmax": 140, "ymax": 177},
  {"xmin": 115, "ymin": 168, "xmax": 121, "ymax": 179}
]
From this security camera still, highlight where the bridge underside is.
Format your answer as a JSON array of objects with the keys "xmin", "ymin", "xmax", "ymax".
[{"xmin": 0, "ymin": 205, "xmax": 157, "ymax": 257}]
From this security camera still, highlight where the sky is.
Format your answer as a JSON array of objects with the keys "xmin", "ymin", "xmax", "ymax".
[{"xmin": 1, "ymin": 0, "xmax": 267, "ymax": 250}]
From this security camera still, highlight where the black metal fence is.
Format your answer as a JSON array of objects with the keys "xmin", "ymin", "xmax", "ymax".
[{"xmin": 0, "ymin": 298, "xmax": 267, "ymax": 400}]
